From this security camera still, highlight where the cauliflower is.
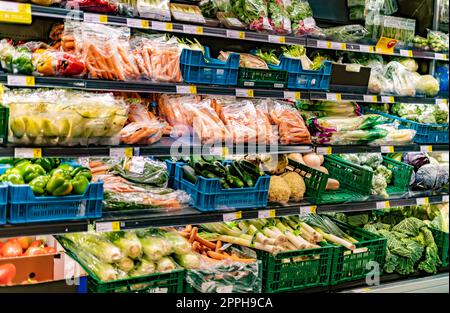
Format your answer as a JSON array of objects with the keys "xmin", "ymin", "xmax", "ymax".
[
  {"xmin": 339, "ymin": 154, "xmax": 361, "ymax": 165},
  {"xmin": 268, "ymin": 176, "xmax": 291, "ymax": 203},
  {"xmin": 281, "ymin": 172, "xmax": 306, "ymax": 201},
  {"xmin": 375, "ymin": 165, "xmax": 393, "ymax": 184},
  {"xmin": 372, "ymin": 174, "xmax": 388, "ymax": 198}
]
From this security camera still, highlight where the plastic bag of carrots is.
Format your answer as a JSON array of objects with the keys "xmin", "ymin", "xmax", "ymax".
[
  {"xmin": 77, "ymin": 23, "xmax": 140, "ymax": 80},
  {"xmin": 157, "ymin": 94, "xmax": 200, "ymax": 137},
  {"xmin": 267, "ymin": 99, "xmax": 312, "ymax": 145}
]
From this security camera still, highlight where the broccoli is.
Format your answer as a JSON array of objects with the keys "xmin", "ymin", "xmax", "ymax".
[
  {"xmin": 359, "ymin": 153, "xmax": 383, "ymax": 169},
  {"xmin": 375, "ymin": 165, "xmax": 393, "ymax": 184}
]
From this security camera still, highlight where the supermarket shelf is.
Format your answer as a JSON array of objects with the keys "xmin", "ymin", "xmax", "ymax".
[
  {"xmin": 307, "ymin": 38, "xmax": 449, "ymax": 61},
  {"xmin": 0, "ymin": 192, "xmax": 447, "ymax": 238},
  {"xmin": 1, "ymin": 141, "xmax": 448, "ymax": 158},
  {"xmin": 28, "ymin": 4, "xmax": 449, "ymax": 61},
  {"xmin": 1, "ymin": 74, "xmax": 448, "ymax": 104}
]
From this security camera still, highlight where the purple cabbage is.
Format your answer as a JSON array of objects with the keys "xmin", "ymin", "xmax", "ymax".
[{"xmin": 403, "ymin": 152, "xmax": 430, "ymax": 172}]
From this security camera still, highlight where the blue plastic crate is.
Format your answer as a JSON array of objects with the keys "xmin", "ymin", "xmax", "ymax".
[
  {"xmin": 165, "ymin": 160, "xmax": 185, "ymax": 189},
  {"xmin": 180, "ymin": 47, "xmax": 240, "ymax": 86},
  {"xmin": 174, "ymin": 163, "xmax": 270, "ymax": 212},
  {"xmin": 365, "ymin": 108, "xmax": 449, "ymax": 144},
  {"xmin": 269, "ymin": 58, "xmax": 332, "ymax": 90},
  {"xmin": 0, "ymin": 182, "xmax": 7, "ymax": 225},
  {"xmin": 7, "ymin": 181, "xmax": 103, "ymax": 224}
]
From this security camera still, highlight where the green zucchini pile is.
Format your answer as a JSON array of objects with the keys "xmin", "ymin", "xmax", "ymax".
[{"xmin": 181, "ymin": 157, "xmax": 266, "ymax": 189}]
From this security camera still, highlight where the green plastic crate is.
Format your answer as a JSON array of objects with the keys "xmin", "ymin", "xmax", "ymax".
[
  {"xmin": 66, "ymin": 251, "xmax": 184, "ymax": 293},
  {"xmin": 329, "ymin": 220, "xmax": 387, "ymax": 285},
  {"xmin": 431, "ymin": 227, "xmax": 449, "ymax": 268},
  {"xmin": 0, "ymin": 106, "xmax": 8, "ymax": 145},
  {"xmin": 383, "ymin": 156, "xmax": 413, "ymax": 195},
  {"xmin": 238, "ymin": 67, "xmax": 288, "ymax": 89},
  {"xmin": 287, "ymin": 155, "xmax": 373, "ymax": 204},
  {"xmin": 257, "ymin": 243, "xmax": 333, "ymax": 293}
]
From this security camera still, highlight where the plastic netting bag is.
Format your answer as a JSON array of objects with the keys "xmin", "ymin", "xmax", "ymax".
[{"xmin": 287, "ymin": 0, "xmax": 316, "ymax": 36}]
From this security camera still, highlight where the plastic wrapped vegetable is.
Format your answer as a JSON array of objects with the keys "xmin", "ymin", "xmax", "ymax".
[
  {"xmin": 105, "ymin": 231, "xmax": 143, "ymax": 260},
  {"xmin": 286, "ymin": 0, "xmax": 316, "ymax": 36},
  {"xmin": 383, "ymin": 62, "xmax": 416, "ymax": 97},
  {"xmin": 163, "ymin": 231, "xmax": 192, "ymax": 255},
  {"xmin": 66, "ymin": 0, "xmax": 118, "ymax": 14},
  {"xmin": 63, "ymin": 233, "xmax": 123, "ymax": 264},
  {"xmin": 200, "ymin": 0, "xmax": 219, "ymax": 18},
  {"xmin": 109, "ymin": 157, "xmax": 169, "ymax": 187},
  {"xmin": 414, "ymin": 164, "xmax": 449, "ymax": 190},
  {"xmin": 174, "ymin": 253, "xmax": 202, "ymax": 269},
  {"xmin": 427, "ymin": 30, "xmax": 449, "ymax": 52},
  {"xmin": 415, "ymin": 75, "xmax": 440, "ymax": 97},
  {"xmin": 0, "ymin": 43, "xmax": 34, "ymax": 75},
  {"xmin": 232, "ymin": 0, "xmax": 273, "ymax": 33},
  {"xmin": 268, "ymin": 0, "xmax": 291, "ymax": 35},
  {"xmin": 139, "ymin": 233, "xmax": 173, "ymax": 261},
  {"xmin": 314, "ymin": 25, "xmax": 369, "ymax": 43},
  {"xmin": 137, "ymin": 0, "xmax": 171, "ymax": 21},
  {"xmin": 156, "ymin": 256, "xmax": 177, "ymax": 272},
  {"xmin": 32, "ymin": 49, "xmax": 85, "ymax": 77}
]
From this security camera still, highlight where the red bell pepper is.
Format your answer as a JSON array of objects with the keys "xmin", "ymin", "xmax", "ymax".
[{"xmin": 57, "ymin": 53, "xmax": 85, "ymax": 77}]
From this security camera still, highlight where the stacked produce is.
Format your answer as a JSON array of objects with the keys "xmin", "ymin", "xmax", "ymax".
[
  {"xmin": 0, "ymin": 159, "xmax": 92, "ymax": 197},
  {"xmin": 370, "ymin": 102, "xmax": 449, "ymax": 125},
  {"xmin": 1, "ymin": 237, "xmax": 57, "ymax": 258},
  {"xmin": 88, "ymin": 158, "xmax": 191, "ymax": 211},
  {"xmin": 0, "ymin": 264, "xmax": 16, "ymax": 286},
  {"xmin": 340, "ymin": 153, "xmax": 392, "ymax": 198},
  {"xmin": 170, "ymin": 3, "xmax": 206, "ymax": 24},
  {"xmin": 413, "ymin": 30, "xmax": 449, "ymax": 52},
  {"xmin": 307, "ymin": 114, "xmax": 416, "ymax": 145},
  {"xmin": 399, "ymin": 152, "xmax": 449, "ymax": 191},
  {"xmin": 2, "ymin": 89, "xmax": 128, "ymax": 146}
]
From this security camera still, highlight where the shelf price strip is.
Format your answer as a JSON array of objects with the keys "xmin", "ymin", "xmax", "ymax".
[
  {"xmin": 416, "ymin": 197, "xmax": 429, "ymax": 205},
  {"xmin": 380, "ymin": 146, "xmax": 394, "ymax": 153},
  {"xmin": 176, "ymin": 85, "xmax": 197, "ymax": 95},
  {"xmin": 14, "ymin": 148, "xmax": 42, "ymax": 158},
  {"xmin": 223, "ymin": 211, "xmax": 242, "ymax": 222},
  {"xmin": 316, "ymin": 147, "xmax": 332, "ymax": 155},
  {"xmin": 376, "ymin": 201, "xmax": 390, "ymax": 209},
  {"xmin": 299, "ymin": 205, "xmax": 317, "ymax": 216},
  {"xmin": 7, "ymin": 75, "xmax": 35, "ymax": 87},
  {"xmin": 110, "ymin": 147, "xmax": 133, "ymax": 158},
  {"xmin": 258, "ymin": 209, "xmax": 276, "ymax": 219},
  {"xmin": 182, "ymin": 25, "xmax": 203, "ymax": 35},
  {"xmin": 152, "ymin": 21, "xmax": 173, "ymax": 32},
  {"xmin": 126, "ymin": 18, "xmax": 150, "ymax": 29},
  {"xmin": 96, "ymin": 221, "xmax": 121, "ymax": 232},
  {"xmin": 83, "ymin": 13, "xmax": 108, "ymax": 24}
]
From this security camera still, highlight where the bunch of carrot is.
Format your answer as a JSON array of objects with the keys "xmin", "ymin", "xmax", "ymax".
[{"xmin": 179, "ymin": 226, "xmax": 256, "ymax": 263}]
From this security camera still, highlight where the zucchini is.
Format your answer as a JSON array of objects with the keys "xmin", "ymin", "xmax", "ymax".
[
  {"xmin": 200, "ymin": 170, "xmax": 219, "ymax": 179},
  {"xmin": 202, "ymin": 162, "xmax": 226, "ymax": 177},
  {"xmin": 225, "ymin": 165, "xmax": 245, "ymax": 188},
  {"xmin": 239, "ymin": 160, "xmax": 264, "ymax": 178},
  {"xmin": 201, "ymin": 155, "xmax": 215, "ymax": 163},
  {"xmin": 182, "ymin": 165, "xmax": 198, "ymax": 184},
  {"xmin": 214, "ymin": 161, "xmax": 227, "ymax": 172},
  {"xmin": 235, "ymin": 162, "xmax": 254, "ymax": 187},
  {"xmin": 220, "ymin": 178, "xmax": 231, "ymax": 189}
]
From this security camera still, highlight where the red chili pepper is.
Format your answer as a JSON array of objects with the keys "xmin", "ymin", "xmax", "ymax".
[
  {"xmin": 387, "ymin": 40, "xmax": 398, "ymax": 49},
  {"xmin": 57, "ymin": 53, "xmax": 85, "ymax": 77}
]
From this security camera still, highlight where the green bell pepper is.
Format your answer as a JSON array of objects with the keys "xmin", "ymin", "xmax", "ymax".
[
  {"xmin": 13, "ymin": 160, "xmax": 31, "ymax": 175},
  {"xmin": 70, "ymin": 167, "xmax": 92, "ymax": 181},
  {"xmin": 46, "ymin": 173, "xmax": 73, "ymax": 196},
  {"xmin": 12, "ymin": 46, "xmax": 34, "ymax": 75},
  {"xmin": 49, "ymin": 168, "xmax": 72, "ymax": 179},
  {"xmin": 0, "ymin": 174, "xmax": 7, "ymax": 182},
  {"xmin": 4, "ymin": 173, "xmax": 25, "ymax": 185},
  {"xmin": 29, "ymin": 175, "xmax": 50, "ymax": 196},
  {"xmin": 22, "ymin": 164, "xmax": 46, "ymax": 183},
  {"xmin": 71, "ymin": 175, "xmax": 89, "ymax": 195},
  {"xmin": 32, "ymin": 158, "xmax": 53, "ymax": 173},
  {"xmin": 57, "ymin": 164, "xmax": 74, "ymax": 173}
]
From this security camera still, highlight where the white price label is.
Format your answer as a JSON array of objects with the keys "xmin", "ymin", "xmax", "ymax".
[
  {"xmin": 96, "ymin": 221, "xmax": 121, "ymax": 232},
  {"xmin": 326, "ymin": 93, "xmax": 342, "ymax": 101},
  {"xmin": 420, "ymin": 145, "xmax": 433, "ymax": 152},
  {"xmin": 148, "ymin": 287, "xmax": 168, "ymax": 293},
  {"xmin": 226, "ymin": 30, "xmax": 245, "ymax": 39},
  {"xmin": 435, "ymin": 53, "xmax": 448, "ymax": 60},
  {"xmin": 380, "ymin": 146, "xmax": 394, "ymax": 153},
  {"xmin": 176, "ymin": 85, "xmax": 197, "ymax": 94},
  {"xmin": 183, "ymin": 25, "xmax": 203, "ymax": 35},
  {"xmin": 359, "ymin": 45, "xmax": 375, "ymax": 53},
  {"xmin": 268, "ymin": 35, "xmax": 285, "ymax": 44},
  {"xmin": 235, "ymin": 88, "xmax": 254, "ymax": 98},
  {"xmin": 363, "ymin": 95, "xmax": 378, "ymax": 103},
  {"xmin": 223, "ymin": 211, "xmax": 242, "ymax": 222},
  {"xmin": 443, "ymin": 195, "xmax": 449, "ymax": 203},
  {"xmin": 316, "ymin": 147, "xmax": 332, "ymax": 155},
  {"xmin": 435, "ymin": 99, "xmax": 448, "ymax": 105},
  {"xmin": 14, "ymin": 148, "xmax": 41, "ymax": 158},
  {"xmin": 381, "ymin": 96, "xmax": 395, "ymax": 103},
  {"xmin": 7, "ymin": 75, "xmax": 35, "ymax": 86},
  {"xmin": 317, "ymin": 40, "xmax": 331, "ymax": 49},
  {"xmin": 152, "ymin": 21, "xmax": 173, "ymax": 31},
  {"xmin": 299, "ymin": 206, "xmax": 317, "ymax": 216},
  {"xmin": 284, "ymin": 91, "xmax": 301, "ymax": 100},
  {"xmin": 442, "ymin": 153, "xmax": 449, "ymax": 162},
  {"xmin": 400, "ymin": 49, "xmax": 413, "ymax": 57},
  {"xmin": 126, "ymin": 18, "xmax": 149, "ymax": 29},
  {"xmin": 376, "ymin": 201, "xmax": 390, "ymax": 209},
  {"xmin": 416, "ymin": 197, "xmax": 429, "ymax": 205},
  {"xmin": 83, "ymin": 13, "xmax": 108, "ymax": 24},
  {"xmin": 258, "ymin": 210, "xmax": 276, "ymax": 219},
  {"xmin": 110, "ymin": 147, "xmax": 133, "ymax": 158},
  {"xmin": 331, "ymin": 42, "xmax": 346, "ymax": 50},
  {"xmin": 353, "ymin": 247, "xmax": 368, "ymax": 254}
]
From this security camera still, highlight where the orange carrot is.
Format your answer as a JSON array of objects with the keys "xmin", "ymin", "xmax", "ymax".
[{"xmin": 194, "ymin": 235, "xmax": 216, "ymax": 250}]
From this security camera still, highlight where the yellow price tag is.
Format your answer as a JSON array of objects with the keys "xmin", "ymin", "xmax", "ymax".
[
  {"xmin": 381, "ymin": 146, "xmax": 394, "ymax": 153},
  {"xmin": 376, "ymin": 37, "xmax": 398, "ymax": 55},
  {"xmin": 238, "ymin": 31, "xmax": 245, "ymax": 39},
  {"xmin": 141, "ymin": 20, "xmax": 150, "ymax": 28},
  {"xmin": 400, "ymin": 49, "xmax": 413, "ymax": 57},
  {"xmin": 416, "ymin": 197, "xmax": 429, "ymax": 205},
  {"xmin": 0, "ymin": 83, "xmax": 3, "ymax": 102},
  {"xmin": 376, "ymin": 201, "xmax": 390, "ymax": 209},
  {"xmin": 317, "ymin": 147, "xmax": 332, "ymax": 155},
  {"xmin": 33, "ymin": 148, "xmax": 42, "ymax": 158},
  {"xmin": 124, "ymin": 147, "xmax": 133, "ymax": 157},
  {"xmin": 176, "ymin": 85, "xmax": 197, "ymax": 94},
  {"xmin": 258, "ymin": 210, "xmax": 276, "ymax": 218},
  {"xmin": 235, "ymin": 211, "xmax": 242, "ymax": 219},
  {"xmin": 111, "ymin": 221, "xmax": 121, "ymax": 231},
  {"xmin": 420, "ymin": 145, "xmax": 433, "ymax": 152},
  {"xmin": 25, "ymin": 76, "xmax": 35, "ymax": 86},
  {"xmin": 166, "ymin": 23, "xmax": 173, "ymax": 31},
  {"xmin": 326, "ymin": 41, "xmax": 332, "ymax": 49},
  {"xmin": 0, "ymin": 2, "xmax": 31, "ymax": 24},
  {"xmin": 196, "ymin": 26, "xmax": 203, "ymax": 34},
  {"xmin": 189, "ymin": 86, "xmax": 197, "ymax": 94},
  {"xmin": 99, "ymin": 15, "xmax": 108, "ymax": 23},
  {"xmin": 223, "ymin": 211, "xmax": 242, "ymax": 222}
]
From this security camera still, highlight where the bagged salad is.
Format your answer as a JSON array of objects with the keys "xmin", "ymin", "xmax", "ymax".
[
  {"xmin": 286, "ymin": 0, "xmax": 316, "ymax": 36},
  {"xmin": 268, "ymin": 0, "xmax": 291, "ymax": 35},
  {"xmin": 232, "ymin": 0, "xmax": 273, "ymax": 33}
]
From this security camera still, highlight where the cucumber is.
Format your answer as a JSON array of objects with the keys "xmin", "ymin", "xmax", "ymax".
[
  {"xmin": 200, "ymin": 170, "xmax": 219, "ymax": 179},
  {"xmin": 220, "ymin": 178, "xmax": 231, "ymax": 189},
  {"xmin": 214, "ymin": 161, "xmax": 227, "ymax": 172},
  {"xmin": 193, "ymin": 162, "xmax": 206, "ymax": 175},
  {"xmin": 235, "ymin": 162, "xmax": 254, "ymax": 187},
  {"xmin": 182, "ymin": 165, "xmax": 197, "ymax": 184},
  {"xmin": 202, "ymin": 162, "xmax": 226, "ymax": 177},
  {"xmin": 225, "ymin": 165, "xmax": 245, "ymax": 188},
  {"xmin": 239, "ymin": 160, "xmax": 264, "ymax": 177}
]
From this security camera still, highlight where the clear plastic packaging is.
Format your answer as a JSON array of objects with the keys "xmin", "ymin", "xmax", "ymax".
[
  {"xmin": 0, "ymin": 41, "xmax": 34, "ymax": 75},
  {"xmin": 381, "ymin": 16, "xmax": 416, "ymax": 44},
  {"xmin": 137, "ymin": 0, "xmax": 171, "ymax": 21},
  {"xmin": 32, "ymin": 50, "xmax": 85, "ymax": 77},
  {"xmin": 426, "ymin": 29, "xmax": 449, "ymax": 52},
  {"xmin": 217, "ymin": 11, "xmax": 247, "ymax": 29},
  {"xmin": 232, "ymin": 0, "xmax": 272, "ymax": 33},
  {"xmin": 65, "ymin": 0, "xmax": 119, "ymax": 14},
  {"xmin": 149, "ymin": 37, "xmax": 183, "ymax": 83},
  {"xmin": 383, "ymin": 61, "xmax": 416, "ymax": 97},
  {"xmin": 287, "ymin": 0, "xmax": 316, "ymax": 36},
  {"xmin": 157, "ymin": 94, "xmax": 200, "ymax": 136},
  {"xmin": 170, "ymin": 3, "xmax": 206, "ymax": 24},
  {"xmin": 317, "ymin": 24, "xmax": 369, "ymax": 43},
  {"xmin": 3, "ymin": 89, "xmax": 128, "ymax": 146},
  {"xmin": 267, "ymin": 99, "xmax": 311, "ymax": 145},
  {"xmin": 269, "ymin": 0, "xmax": 291, "ymax": 35}
]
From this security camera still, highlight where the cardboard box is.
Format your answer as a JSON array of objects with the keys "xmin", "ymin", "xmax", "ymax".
[{"xmin": 0, "ymin": 253, "xmax": 57, "ymax": 284}]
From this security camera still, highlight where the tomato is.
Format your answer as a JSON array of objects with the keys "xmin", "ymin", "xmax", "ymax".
[
  {"xmin": 0, "ymin": 264, "xmax": 16, "ymax": 285},
  {"xmin": 29, "ymin": 240, "xmax": 43, "ymax": 248},
  {"xmin": 24, "ymin": 246, "xmax": 46, "ymax": 256},
  {"xmin": 43, "ymin": 246, "xmax": 57, "ymax": 254},
  {"xmin": 1, "ymin": 241, "xmax": 23, "ymax": 257},
  {"xmin": 17, "ymin": 237, "xmax": 31, "ymax": 250}
]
